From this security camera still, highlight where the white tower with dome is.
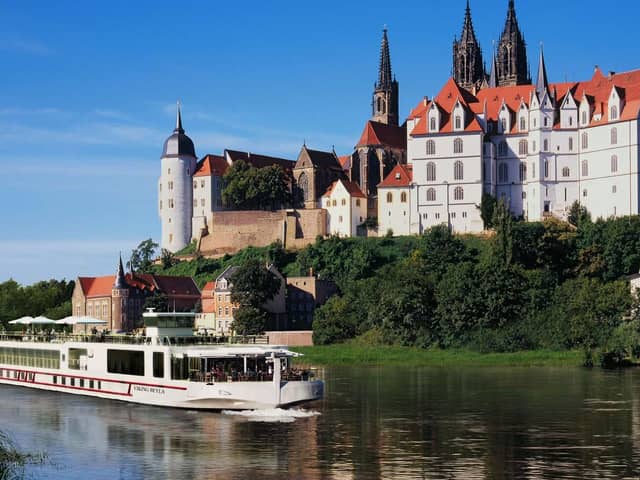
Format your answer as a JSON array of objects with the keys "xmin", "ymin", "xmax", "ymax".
[{"xmin": 158, "ymin": 104, "xmax": 197, "ymax": 252}]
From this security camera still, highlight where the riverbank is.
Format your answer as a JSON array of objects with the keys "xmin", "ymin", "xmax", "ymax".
[{"xmin": 292, "ymin": 345, "xmax": 584, "ymax": 367}]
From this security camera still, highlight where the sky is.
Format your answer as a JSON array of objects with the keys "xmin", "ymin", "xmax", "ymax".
[{"xmin": 1, "ymin": 0, "xmax": 639, "ymax": 285}]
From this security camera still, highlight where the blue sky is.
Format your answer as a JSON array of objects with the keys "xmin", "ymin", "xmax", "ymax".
[{"xmin": 2, "ymin": 0, "xmax": 639, "ymax": 284}]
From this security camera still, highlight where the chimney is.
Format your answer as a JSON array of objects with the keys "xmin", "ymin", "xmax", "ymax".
[
  {"xmin": 423, "ymin": 96, "xmax": 429, "ymax": 106},
  {"xmin": 609, "ymin": 71, "xmax": 616, "ymax": 79}
]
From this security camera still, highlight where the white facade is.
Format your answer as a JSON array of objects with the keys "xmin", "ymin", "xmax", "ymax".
[
  {"xmin": 407, "ymin": 70, "xmax": 640, "ymax": 233},
  {"xmin": 322, "ymin": 180, "xmax": 367, "ymax": 237},
  {"xmin": 377, "ymin": 165, "xmax": 415, "ymax": 236},
  {"xmin": 191, "ymin": 173, "xmax": 225, "ymax": 237}
]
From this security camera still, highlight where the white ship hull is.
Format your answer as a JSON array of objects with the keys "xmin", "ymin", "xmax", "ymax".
[{"xmin": 0, "ymin": 338, "xmax": 323, "ymax": 410}]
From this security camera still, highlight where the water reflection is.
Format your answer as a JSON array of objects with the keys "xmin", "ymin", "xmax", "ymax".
[{"xmin": 1, "ymin": 367, "xmax": 640, "ymax": 479}]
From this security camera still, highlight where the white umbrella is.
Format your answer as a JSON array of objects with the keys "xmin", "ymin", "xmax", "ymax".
[
  {"xmin": 59, "ymin": 316, "xmax": 108, "ymax": 333},
  {"xmin": 8, "ymin": 316, "xmax": 34, "ymax": 325},
  {"xmin": 31, "ymin": 316, "xmax": 56, "ymax": 325}
]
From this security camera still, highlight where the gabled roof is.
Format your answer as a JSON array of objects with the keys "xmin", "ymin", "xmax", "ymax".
[
  {"xmin": 356, "ymin": 120, "xmax": 406, "ymax": 150},
  {"xmin": 194, "ymin": 154, "xmax": 228, "ymax": 177},
  {"xmin": 378, "ymin": 164, "xmax": 413, "ymax": 188},
  {"xmin": 322, "ymin": 179, "xmax": 366, "ymax": 199},
  {"xmin": 77, "ymin": 274, "xmax": 199, "ymax": 298},
  {"xmin": 295, "ymin": 145, "xmax": 345, "ymax": 172},
  {"xmin": 225, "ymin": 149, "xmax": 295, "ymax": 172}
]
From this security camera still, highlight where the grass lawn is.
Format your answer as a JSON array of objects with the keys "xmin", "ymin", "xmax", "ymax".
[{"xmin": 292, "ymin": 344, "xmax": 583, "ymax": 368}]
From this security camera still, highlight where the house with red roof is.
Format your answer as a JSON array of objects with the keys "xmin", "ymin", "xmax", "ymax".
[
  {"xmin": 377, "ymin": 164, "xmax": 414, "ymax": 236},
  {"xmin": 71, "ymin": 257, "xmax": 200, "ymax": 332},
  {"xmin": 321, "ymin": 179, "xmax": 367, "ymax": 237}
]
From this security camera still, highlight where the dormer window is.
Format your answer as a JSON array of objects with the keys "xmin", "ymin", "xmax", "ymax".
[
  {"xmin": 455, "ymin": 116, "xmax": 461, "ymax": 130},
  {"xmin": 610, "ymin": 106, "xmax": 618, "ymax": 120},
  {"xmin": 581, "ymin": 111, "xmax": 588, "ymax": 125},
  {"xmin": 501, "ymin": 118, "xmax": 507, "ymax": 132},
  {"xmin": 520, "ymin": 117, "xmax": 526, "ymax": 131},
  {"xmin": 430, "ymin": 117, "xmax": 436, "ymax": 131}
]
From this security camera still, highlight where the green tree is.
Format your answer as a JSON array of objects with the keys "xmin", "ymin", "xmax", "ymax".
[
  {"xmin": 128, "ymin": 239, "xmax": 158, "ymax": 273},
  {"xmin": 222, "ymin": 160, "xmax": 290, "ymax": 210},
  {"xmin": 478, "ymin": 192, "xmax": 498, "ymax": 229},
  {"xmin": 143, "ymin": 293, "xmax": 169, "ymax": 312},
  {"xmin": 312, "ymin": 295, "xmax": 359, "ymax": 345},
  {"xmin": 230, "ymin": 260, "xmax": 281, "ymax": 335},
  {"xmin": 567, "ymin": 200, "xmax": 591, "ymax": 227},
  {"xmin": 160, "ymin": 249, "xmax": 176, "ymax": 269},
  {"xmin": 492, "ymin": 199, "xmax": 514, "ymax": 266}
]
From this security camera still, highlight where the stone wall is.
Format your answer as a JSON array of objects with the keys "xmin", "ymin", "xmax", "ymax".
[
  {"xmin": 198, "ymin": 209, "xmax": 326, "ymax": 256},
  {"xmin": 264, "ymin": 330, "xmax": 314, "ymax": 347}
]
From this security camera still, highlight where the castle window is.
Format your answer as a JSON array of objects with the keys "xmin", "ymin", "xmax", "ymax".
[
  {"xmin": 610, "ymin": 105, "xmax": 618, "ymax": 120},
  {"xmin": 168, "ymin": 168, "xmax": 171, "ymax": 174},
  {"xmin": 455, "ymin": 116, "xmax": 461, "ymax": 130},
  {"xmin": 544, "ymin": 117, "xmax": 548, "ymax": 127},
  {"xmin": 543, "ymin": 139, "xmax": 549, "ymax": 152},
  {"xmin": 426, "ymin": 162, "xmax": 436, "ymax": 182},
  {"xmin": 544, "ymin": 160, "xmax": 549, "ymax": 178},
  {"xmin": 498, "ymin": 163, "xmax": 508, "ymax": 183},
  {"xmin": 377, "ymin": 97, "xmax": 381, "ymax": 113},
  {"xmin": 160, "ymin": 201, "xmax": 163, "ymax": 210},
  {"xmin": 583, "ymin": 189, "xmax": 588, "ymax": 198},
  {"xmin": 356, "ymin": 199, "xmax": 361, "ymax": 207},
  {"xmin": 498, "ymin": 141, "xmax": 507, "ymax": 156},
  {"xmin": 430, "ymin": 117, "xmax": 437, "ymax": 132},
  {"xmin": 338, "ymin": 215, "xmax": 343, "ymax": 223},
  {"xmin": 581, "ymin": 133, "xmax": 588, "ymax": 149},
  {"xmin": 201, "ymin": 180, "xmax": 205, "ymax": 188},
  {"xmin": 341, "ymin": 198, "xmax": 346, "ymax": 206},
  {"xmin": 400, "ymin": 192, "xmax": 407, "ymax": 203},
  {"xmin": 611, "ymin": 155, "xmax": 618, "ymax": 173},
  {"xmin": 454, "ymin": 161, "xmax": 464, "ymax": 181},
  {"xmin": 518, "ymin": 140, "xmax": 528, "ymax": 156},
  {"xmin": 520, "ymin": 117, "xmax": 526, "ymax": 131},
  {"xmin": 501, "ymin": 118, "xmax": 507, "ymax": 132},
  {"xmin": 454, "ymin": 187, "xmax": 464, "ymax": 201},
  {"xmin": 581, "ymin": 160, "xmax": 589, "ymax": 177},
  {"xmin": 532, "ymin": 162, "xmax": 536, "ymax": 178},
  {"xmin": 386, "ymin": 192, "xmax": 393, "ymax": 203},
  {"xmin": 426, "ymin": 188, "xmax": 436, "ymax": 202},
  {"xmin": 453, "ymin": 138, "xmax": 463, "ymax": 154},
  {"xmin": 519, "ymin": 163, "xmax": 527, "ymax": 182},
  {"xmin": 611, "ymin": 127, "xmax": 618, "ymax": 145},
  {"xmin": 612, "ymin": 185, "xmax": 617, "ymax": 194},
  {"xmin": 193, "ymin": 181, "xmax": 197, "ymax": 189},
  {"xmin": 562, "ymin": 167, "xmax": 570, "ymax": 177},
  {"xmin": 169, "ymin": 234, "xmax": 173, "ymax": 243},
  {"xmin": 569, "ymin": 116, "xmax": 573, "ymax": 126},
  {"xmin": 332, "ymin": 199, "xmax": 337, "ymax": 207},
  {"xmin": 426, "ymin": 140, "xmax": 436, "ymax": 155},
  {"xmin": 569, "ymin": 138, "xmax": 574, "ymax": 151}
]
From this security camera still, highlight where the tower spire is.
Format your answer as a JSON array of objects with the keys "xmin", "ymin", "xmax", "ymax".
[
  {"xmin": 496, "ymin": 0, "xmax": 529, "ymax": 86},
  {"xmin": 113, "ymin": 254, "xmax": 127, "ymax": 289},
  {"xmin": 453, "ymin": 0, "xmax": 484, "ymax": 90},
  {"xmin": 535, "ymin": 44, "xmax": 549, "ymax": 100},
  {"xmin": 175, "ymin": 101, "xmax": 184, "ymax": 134},
  {"xmin": 488, "ymin": 44, "xmax": 498, "ymax": 88},
  {"xmin": 377, "ymin": 27, "xmax": 392, "ymax": 90}
]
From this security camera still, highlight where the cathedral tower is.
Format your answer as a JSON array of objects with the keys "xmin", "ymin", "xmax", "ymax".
[
  {"xmin": 496, "ymin": 0, "xmax": 530, "ymax": 86},
  {"xmin": 372, "ymin": 28, "xmax": 399, "ymax": 126},
  {"xmin": 158, "ymin": 104, "xmax": 197, "ymax": 253},
  {"xmin": 453, "ymin": 1, "xmax": 485, "ymax": 91}
]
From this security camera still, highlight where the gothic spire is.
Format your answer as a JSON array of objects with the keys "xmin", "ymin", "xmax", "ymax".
[
  {"xmin": 460, "ymin": 0, "xmax": 478, "ymax": 44},
  {"xmin": 496, "ymin": 0, "xmax": 529, "ymax": 86},
  {"xmin": 113, "ymin": 254, "xmax": 127, "ymax": 290},
  {"xmin": 377, "ymin": 28, "xmax": 393, "ymax": 90},
  {"xmin": 488, "ymin": 46, "xmax": 498, "ymax": 88},
  {"xmin": 175, "ymin": 101, "xmax": 184, "ymax": 134},
  {"xmin": 453, "ymin": 1, "xmax": 484, "ymax": 91},
  {"xmin": 535, "ymin": 44, "xmax": 549, "ymax": 100}
]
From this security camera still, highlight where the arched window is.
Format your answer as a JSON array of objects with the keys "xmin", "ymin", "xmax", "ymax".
[
  {"xmin": 611, "ymin": 155, "xmax": 618, "ymax": 173},
  {"xmin": 568, "ymin": 137, "xmax": 574, "ymax": 151},
  {"xmin": 518, "ymin": 139, "xmax": 528, "ymax": 156},
  {"xmin": 544, "ymin": 160, "xmax": 549, "ymax": 178},
  {"xmin": 610, "ymin": 105, "xmax": 618, "ymax": 120},
  {"xmin": 611, "ymin": 127, "xmax": 618, "ymax": 145},
  {"xmin": 543, "ymin": 139, "xmax": 549, "ymax": 151},
  {"xmin": 454, "ymin": 161, "xmax": 464, "ymax": 181},
  {"xmin": 454, "ymin": 138, "xmax": 463, "ymax": 154},
  {"xmin": 581, "ymin": 132, "xmax": 589, "ymax": 149},
  {"xmin": 562, "ymin": 167, "xmax": 570, "ymax": 177},
  {"xmin": 455, "ymin": 116, "xmax": 461, "ymax": 129},
  {"xmin": 519, "ymin": 162, "xmax": 527, "ymax": 182},
  {"xmin": 426, "ymin": 162, "xmax": 436, "ymax": 182},
  {"xmin": 426, "ymin": 140, "xmax": 436, "ymax": 155},
  {"xmin": 386, "ymin": 192, "xmax": 393, "ymax": 203},
  {"xmin": 498, "ymin": 163, "xmax": 508, "ymax": 183},
  {"xmin": 426, "ymin": 188, "xmax": 436, "ymax": 202},
  {"xmin": 400, "ymin": 192, "xmax": 407, "ymax": 203},
  {"xmin": 498, "ymin": 141, "xmax": 507, "ymax": 156},
  {"xmin": 377, "ymin": 97, "xmax": 381, "ymax": 113},
  {"xmin": 581, "ymin": 160, "xmax": 589, "ymax": 177},
  {"xmin": 430, "ymin": 117, "xmax": 437, "ymax": 131},
  {"xmin": 520, "ymin": 117, "xmax": 526, "ymax": 131},
  {"xmin": 297, "ymin": 172, "xmax": 309, "ymax": 203},
  {"xmin": 454, "ymin": 187, "xmax": 464, "ymax": 201}
]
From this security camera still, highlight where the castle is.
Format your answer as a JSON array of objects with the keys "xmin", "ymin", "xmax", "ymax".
[{"xmin": 159, "ymin": 0, "xmax": 640, "ymax": 250}]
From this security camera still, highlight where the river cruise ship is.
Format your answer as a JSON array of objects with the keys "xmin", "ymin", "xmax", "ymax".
[{"xmin": 0, "ymin": 311, "xmax": 323, "ymax": 410}]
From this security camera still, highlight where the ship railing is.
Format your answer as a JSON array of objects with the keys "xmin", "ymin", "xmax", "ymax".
[
  {"xmin": 188, "ymin": 369, "xmax": 316, "ymax": 384},
  {"xmin": 0, "ymin": 332, "xmax": 270, "ymax": 346}
]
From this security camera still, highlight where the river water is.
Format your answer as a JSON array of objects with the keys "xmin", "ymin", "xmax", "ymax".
[{"xmin": 2, "ymin": 366, "xmax": 640, "ymax": 479}]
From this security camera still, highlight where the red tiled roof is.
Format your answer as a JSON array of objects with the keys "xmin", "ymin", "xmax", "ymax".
[
  {"xmin": 225, "ymin": 149, "xmax": 295, "ymax": 172},
  {"xmin": 410, "ymin": 68, "xmax": 640, "ymax": 137},
  {"xmin": 322, "ymin": 179, "xmax": 366, "ymax": 199},
  {"xmin": 78, "ymin": 274, "xmax": 199, "ymax": 298},
  {"xmin": 357, "ymin": 120, "xmax": 406, "ymax": 150},
  {"xmin": 194, "ymin": 154, "xmax": 228, "ymax": 177},
  {"xmin": 338, "ymin": 155, "xmax": 351, "ymax": 169},
  {"xmin": 378, "ymin": 164, "xmax": 413, "ymax": 188}
]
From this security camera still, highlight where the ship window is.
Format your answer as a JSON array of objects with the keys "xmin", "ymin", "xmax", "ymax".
[
  {"xmin": 89, "ymin": 379, "xmax": 94, "ymax": 389},
  {"xmin": 153, "ymin": 352, "xmax": 165, "ymax": 378},
  {"xmin": 61, "ymin": 376, "xmax": 66, "ymax": 385},
  {"xmin": 53, "ymin": 375, "xmax": 57, "ymax": 384},
  {"xmin": 68, "ymin": 348, "xmax": 87, "ymax": 370},
  {"xmin": 97, "ymin": 381, "xmax": 101, "ymax": 390},
  {"xmin": 107, "ymin": 349, "xmax": 145, "ymax": 376},
  {"xmin": 70, "ymin": 377, "xmax": 75, "ymax": 387},
  {"xmin": 171, "ymin": 355, "xmax": 189, "ymax": 380},
  {"xmin": 79, "ymin": 378, "xmax": 85, "ymax": 388}
]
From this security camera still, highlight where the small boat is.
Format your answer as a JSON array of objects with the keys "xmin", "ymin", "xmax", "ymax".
[{"xmin": 0, "ymin": 310, "xmax": 323, "ymax": 410}]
